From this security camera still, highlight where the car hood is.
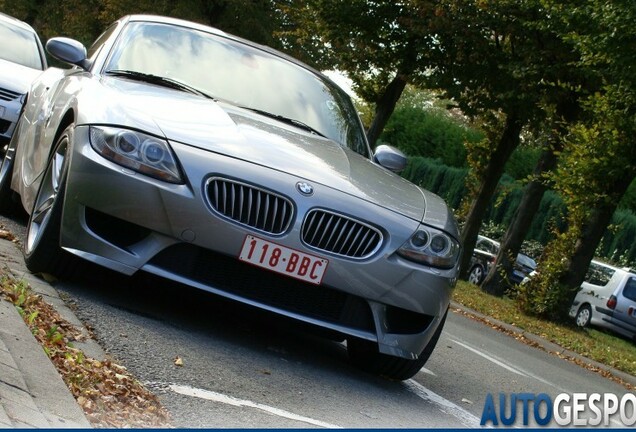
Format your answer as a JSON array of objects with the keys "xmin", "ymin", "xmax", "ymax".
[
  {"xmin": 88, "ymin": 77, "xmax": 456, "ymax": 227},
  {"xmin": 0, "ymin": 59, "xmax": 42, "ymax": 94}
]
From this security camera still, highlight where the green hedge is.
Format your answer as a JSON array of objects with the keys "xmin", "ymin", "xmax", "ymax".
[
  {"xmin": 380, "ymin": 107, "xmax": 482, "ymax": 167},
  {"xmin": 484, "ymin": 175, "xmax": 566, "ymax": 244},
  {"xmin": 402, "ymin": 157, "xmax": 467, "ymax": 209}
]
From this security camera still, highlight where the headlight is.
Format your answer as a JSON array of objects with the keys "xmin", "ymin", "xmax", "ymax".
[
  {"xmin": 397, "ymin": 225, "xmax": 460, "ymax": 269},
  {"xmin": 89, "ymin": 126, "xmax": 183, "ymax": 184}
]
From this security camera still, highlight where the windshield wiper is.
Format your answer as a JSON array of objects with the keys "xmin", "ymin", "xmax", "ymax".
[
  {"xmin": 237, "ymin": 106, "xmax": 326, "ymax": 138},
  {"xmin": 105, "ymin": 69, "xmax": 216, "ymax": 100}
]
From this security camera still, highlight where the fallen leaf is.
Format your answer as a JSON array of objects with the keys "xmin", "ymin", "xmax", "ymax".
[
  {"xmin": 0, "ymin": 229, "xmax": 15, "ymax": 241},
  {"xmin": 174, "ymin": 356, "xmax": 184, "ymax": 366}
]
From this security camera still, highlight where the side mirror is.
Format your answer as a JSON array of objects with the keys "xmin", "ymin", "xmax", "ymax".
[
  {"xmin": 46, "ymin": 37, "xmax": 89, "ymax": 70},
  {"xmin": 374, "ymin": 145, "xmax": 407, "ymax": 173}
]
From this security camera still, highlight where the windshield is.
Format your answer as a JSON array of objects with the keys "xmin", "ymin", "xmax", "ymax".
[
  {"xmin": 516, "ymin": 254, "xmax": 536, "ymax": 269},
  {"xmin": 0, "ymin": 19, "xmax": 44, "ymax": 70},
  {"xmin": 103, "ymin": 21, "xmax": 370, "ymax": 156}
]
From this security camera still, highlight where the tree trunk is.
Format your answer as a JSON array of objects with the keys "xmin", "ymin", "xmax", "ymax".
[
  {"xmin": 557, "ymin": 175, "xmax": 635, "ymax": 316},
  {"xmin": 366, "ymin": 74, "xmax": 408, "ymax": 148},
  {"xmin": 481, "ymin": 97, "xmax": 580, "ymax": 295},
  {"xmin": 459, "ymin": 112, "xmax": 524, "ymax": 279},
  {"xmin": 481, "ymin": 148, "xmax": 558, "ymax": 295}
]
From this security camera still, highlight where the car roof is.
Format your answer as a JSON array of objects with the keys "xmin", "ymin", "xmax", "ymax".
[
  {"xmin": 0, "ymin": 12, "xmax": 38, "ymax": 33},
  {"xmin": 477, "ymin": 235, "xmax": 500, "ymax": 247},
  {"xmin": 589, "ymin": 259, "xmax": 636, "ymax": 279},
  {"xmin": 590, "ymin": 259, "xmax": 624, "ymax": 273}
]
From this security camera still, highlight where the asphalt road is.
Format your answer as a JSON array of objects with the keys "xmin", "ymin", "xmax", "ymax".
[{"xmin": 1, "ymin": 212, "xmax": 632, "ymax": 428}]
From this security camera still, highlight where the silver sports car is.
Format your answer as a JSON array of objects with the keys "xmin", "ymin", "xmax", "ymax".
[{"xmin": 0, "ymin": 15, "xmax": 460, "ymax": 380}]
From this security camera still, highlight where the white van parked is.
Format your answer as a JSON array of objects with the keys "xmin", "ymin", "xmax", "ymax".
[{"xmin": 569, "ymin": 260, "xmax": 636, "ymax": 341}]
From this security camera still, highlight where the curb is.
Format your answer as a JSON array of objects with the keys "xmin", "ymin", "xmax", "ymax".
[
  {"xmin": 450, "ymin": 300, "xmax": 636, "ymax": 388},
  {"xmin": 0, "ymin": 238, "xmax": 97, "ymax": 428}
]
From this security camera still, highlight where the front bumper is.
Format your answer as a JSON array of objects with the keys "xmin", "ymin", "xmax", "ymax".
[
  {"xmin": 61, "ymin": 125, "xmax": 457, "ymax": 359},
  {"xmin": 0, "ymin": 89, "xmax": 23, "ymax": 142}
]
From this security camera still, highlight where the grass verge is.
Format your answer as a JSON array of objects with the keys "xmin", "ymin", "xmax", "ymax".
[
  {"xmin": 0, "ymin": 270, "xmax": 172, "ymax": 427},
  {"xmin": 453, "ymin": 281, "xmax": 636, "ymax": 386}
]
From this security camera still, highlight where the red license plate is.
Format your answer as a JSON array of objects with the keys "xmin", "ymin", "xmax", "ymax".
[{"xmin": 239, "ymin": 235, "xmax": 328, "ymax": 285}]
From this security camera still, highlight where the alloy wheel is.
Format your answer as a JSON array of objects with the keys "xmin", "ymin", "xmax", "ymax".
[
  {"xmin": 468, "ymin": 266, "xmax": 483, "ymax": 284},
  {"xmin": 576, "ymin": 306, "xmax": 591, "ymax": 327},
  {"xmin": 26, "ymin": 139, "xmax": 68, "ymax": 254}
]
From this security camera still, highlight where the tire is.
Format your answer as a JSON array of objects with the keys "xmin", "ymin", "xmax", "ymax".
[
  {"xmin": 0, "ymin": 136, "xmax": 19, "ymax": 214},
  {"xmin": 348, "ymin": 309, "xmax": 448, "ymax": 381},
  {"xmin": 575, "ymin": 304, "xmax": 592, "ymax": 328},
  {"xmin": 23, "ymin": 126, "xmax": 77, "ymax": 277},
  {"xmin": 468, "ymin": 265, "xmax": 485, "ymax": 285}
]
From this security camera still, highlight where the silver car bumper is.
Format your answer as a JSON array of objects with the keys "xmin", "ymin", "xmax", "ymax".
[{"xmin": 61, "ymin": 126, "xmax": 456, "ymax": 359}]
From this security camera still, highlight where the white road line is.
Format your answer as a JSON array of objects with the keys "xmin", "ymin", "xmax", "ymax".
[
  {"xmin": 405, "ymin": 379, "xmax": 482, "ymax": 428},
  {"xmin": 449, "ymin": 338, "xmax": 528, "ymax": 377},
  {"xmin": 448, "ymin": 337, "xmax": 562, "ymax": 390},
  {"xmin": 169, "ymin": 384, "xmax": 342, "ymax": 428},
  {"xmin": 421, "ymin": 367, "xmax": 437, "ymax": 376}
]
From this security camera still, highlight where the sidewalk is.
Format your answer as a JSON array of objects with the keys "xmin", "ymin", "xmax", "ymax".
[{"xmin": 0, "ymin": 238, "xmax": 92, "ymax": 428}]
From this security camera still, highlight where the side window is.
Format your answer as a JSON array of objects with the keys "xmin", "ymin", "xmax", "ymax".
[
  {"xmin": 481, "ymin": 241, "xmax": 497, "ymax": 254},
  {"xmin": 584, "ymin": 263, "xmax": 615, "ymax": 286},
  {"xmin": 623, "ymin": 278, "xmax": 636, "ymax": 302},
  {"xmin": 490, "ymin": 242, "xmax": 500, "ymax": 255}
]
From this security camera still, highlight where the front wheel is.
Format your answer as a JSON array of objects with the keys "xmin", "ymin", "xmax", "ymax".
[
  {"xmin": 575, "ymin": 304, "xmax": 592, "ymax": 328},
  {"xmin": 23, "ymin": 126, "xmax": 76, "ymax": 277},
  {"xmin": 348, "ymin": 310, "xmax": 447, "ymax": 380},
  {"xmin": 468, "ymin": 265, "xmax": 485, "ymax": 285}
]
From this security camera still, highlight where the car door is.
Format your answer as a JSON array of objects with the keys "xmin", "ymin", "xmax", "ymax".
[
  {"xmin": 472, "ymin": 237, "xmax": 497, "ymax": 272},
  {"xmin": 610, "ymin": 275, "xmax": 636, "ymax": 337}
]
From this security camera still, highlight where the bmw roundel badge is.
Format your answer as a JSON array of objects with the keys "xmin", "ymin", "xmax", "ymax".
[{"xmin": 296, "ymin": 182, "xmax": 314, "ymax": 196}]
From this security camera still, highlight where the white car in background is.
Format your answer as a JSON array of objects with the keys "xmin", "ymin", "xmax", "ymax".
[
  {"xmin": 467, "ymin": 235, "xmax": 537, "ymax": 285},
  {"xmin": 570, "ymin": 260, "xmax": 636, "ymax": 341},
  {"xmin": 0, "ymin": 13, "xmax": 47, "ymax": 213},
  {"xmin": 0, "ymin": 13, "xmax": 47, "ymax": 143}
]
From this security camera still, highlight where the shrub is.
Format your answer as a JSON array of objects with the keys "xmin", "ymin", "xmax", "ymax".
[
  {"xmin": 402, "ymin": 157, "xmax": 467, "ymax": 209},
  {"xmin": 381, "ymin": 107, "xmax": 483, "ymax": 167}
]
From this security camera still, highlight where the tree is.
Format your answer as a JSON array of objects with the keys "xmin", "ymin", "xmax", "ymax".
[
  {"xmin": 0, "ymin": 0, "xmax": 102, "ymax": 45},
  {"xmin": 481, "ymin": 96, "xmax": 582, "ymax": 295},
  {"xmin": 422, "ymin": 0, "xmax": 569, "ymax": 280},
  {"xmin": 520, "ymin": 0, "xmax": 636, "ymax": 318},
  {"xmin": 275, "ymin": 0, "xmax": 439, "ymax": 147}
]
